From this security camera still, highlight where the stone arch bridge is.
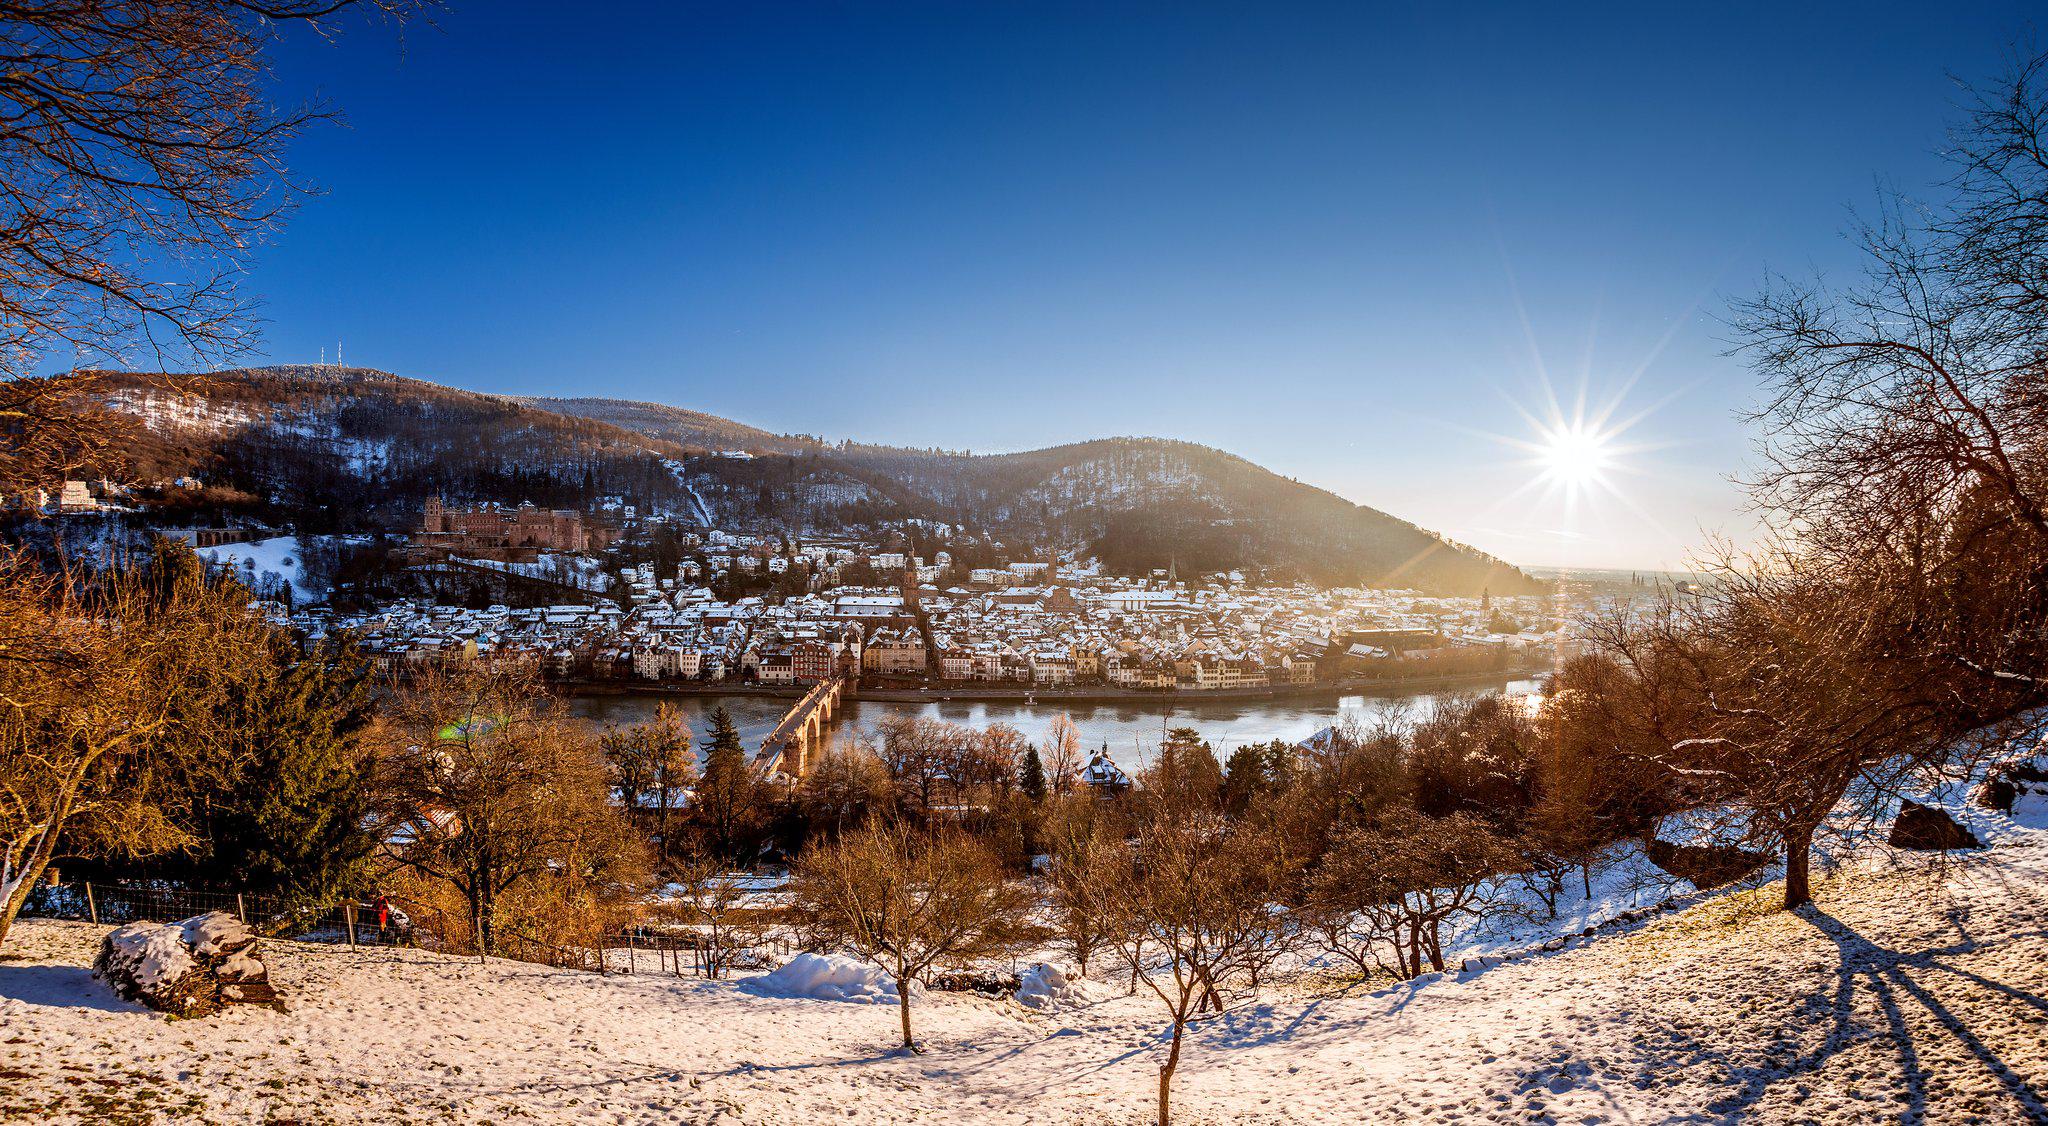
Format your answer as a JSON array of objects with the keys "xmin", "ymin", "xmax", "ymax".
[{"xmin": 751, "ymin": 676, "xmax": 851, "ymax": 780}]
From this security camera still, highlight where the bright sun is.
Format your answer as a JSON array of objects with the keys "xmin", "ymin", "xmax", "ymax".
[{"xmin": 1540, "ymin": 423, "xmax": 1613, "ymax": 485}]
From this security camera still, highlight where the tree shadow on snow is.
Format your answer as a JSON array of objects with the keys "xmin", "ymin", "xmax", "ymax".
[
  {"xmin": 1504, "ymin": 902, "xmax": 2048, "ymax": 1124},
  {"xmin": 455, "ymin": 1050, "xmax": 908, "ymax": 1105},
  {"xmin": 0, "ymin": 963, "xmax": 139, "ymax": 1013}
]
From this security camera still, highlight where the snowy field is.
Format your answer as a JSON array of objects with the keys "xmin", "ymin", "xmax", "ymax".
[
  {"xmin": 195, "ymin": 535, "xmax": 324, "ymax": 604},
  {"xmin": 4, "ymin": 796, "xmax": 2047, "ymax": 1124}
]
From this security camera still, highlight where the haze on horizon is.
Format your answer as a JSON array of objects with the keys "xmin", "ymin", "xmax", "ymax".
[{"xmin": 218, "ymin": 0, "xmax": 2035, "ymax": 572}]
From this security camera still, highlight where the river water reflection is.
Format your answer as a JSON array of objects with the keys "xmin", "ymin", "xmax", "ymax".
[{"xmin": 566, "ymin": 678, "xmax": 1542, "ymax": 769}]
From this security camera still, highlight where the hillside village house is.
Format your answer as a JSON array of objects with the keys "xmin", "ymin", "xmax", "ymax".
[
  {"xmin": 833, "ymin": 593, "xmax": 906, "ymax": 619},
  {"xmin": 862, "ymin": 629, "xmax": 928, "ymax": 676},
  {"xmin": 283, "ymin": 528, "xmax": 1553, "ymax": 696}
]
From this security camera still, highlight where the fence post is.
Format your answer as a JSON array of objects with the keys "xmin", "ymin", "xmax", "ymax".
[
  {"xmin": 345, "ymin": 903, "xmax": 357, "ymax": 949},
  {"xmin": 236, "ymin": 894, "xmax": 247, "ymax": 925},
  {"xmin": 84, "ymin": 882, "xmax": 98, "ymax": 926}
]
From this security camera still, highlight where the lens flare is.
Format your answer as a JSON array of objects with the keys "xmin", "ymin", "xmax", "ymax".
[{"xmin": 1538, "ymin": 421, "xmax": 1614, "ymax": 486}]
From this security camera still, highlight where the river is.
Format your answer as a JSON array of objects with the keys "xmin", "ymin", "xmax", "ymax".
[{"xmin": 565, "ymin": 677, "xmax": 1544, "ymax": 769}]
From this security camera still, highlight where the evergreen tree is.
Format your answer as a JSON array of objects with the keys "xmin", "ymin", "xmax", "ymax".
[
  {"xmin": 1019, "ymin": 745, "xmax": 1048, "ymax": 804},
  {"xmin": 190, "ymin": 639, "xmax": 378, "ymax": 902},
  {"xmin": 1220, "ymin": 744, "xmax": 1272, "ymax": 817},
  {"xmin": 693, "ymin": 706, "xmax": 766, "ymax": 860}
]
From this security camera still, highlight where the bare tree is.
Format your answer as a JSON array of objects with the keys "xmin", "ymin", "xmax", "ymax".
[
  {"xmin": 665, "ymin": 855, "xmax": 765, "ymax": 980},
  {"xmin": 0, "ymin": 545, "xmax": 271, "ymax": 949},
  {"xmin": 1309, "ymin": 809, "xmax": 1515, "ymax": 980},
  {"xmin": 1626, "ymin": 564, "xmax": 1961, "ymax": 910},
  {"xmin": 1265, "ymin": 714, "xmax": 1410, "ymax": 865},
  {"xmin": 377, "ymin": 669, "xmax": 647, "ymax": 953},
  {"xmin": 1517, "ymin": 654, "xmax": 1671, "ymax": 907},
  {"xmin": 796, "ymin": 739, "xmax": 894, "ymax": 842},
  {"xmin": 1038, "ymin": 793, "xmax": 1124, "ymax": 976},
  {"xmin": 1730, "ymin": 49, "xmax": 2048, "ymax": 724},
  {"xmin": 1138, "ymin": 727, "xmax": 1224, "ymax": 816},
  {"xmin": 791, "ymin": 821, "xmax": 1030, "ymax": 1052},
  {"xmin": 0, "ymin": 1, "xmax": 419, "ymax": 489},
  {"xmin": 874, "ymin": 714, "xmax": 957, "ymax": 816},
  {"xmin": 1107, "ymin": 810, "xmax": 1297, "ymax": 1126},
  {"xmin": 1043, "ymin": 712, "xmax": 1083, "ymax": 795},
  {"xmin": 963, "ymin": 722, "xmax": 1026, "ymax": 800},
  {"xmin": 601, "ymin": 703, "xmax": 696, "ymax": 859}
]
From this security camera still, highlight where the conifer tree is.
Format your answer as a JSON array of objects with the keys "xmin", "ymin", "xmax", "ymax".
[
  {"xmin": 693, "ymin": 707, "xmax": 766, "ymax": 860},
  {"xmin": 192, "ymin": 640, "xmax": 378, "ymax": 902},
  {"xmin": 1019, "ymin": 745, "xmax": 1049, "ymax": 804}
]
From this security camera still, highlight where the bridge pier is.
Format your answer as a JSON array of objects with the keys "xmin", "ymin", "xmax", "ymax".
[{"xmin": 753, "ymin": 676, "xmax": 848, "ymax": 780}]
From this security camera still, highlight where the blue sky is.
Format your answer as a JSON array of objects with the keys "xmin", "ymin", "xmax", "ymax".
[{"xmin": 244, "ymin": 1, "xmax": 2036, "ymax": 570}]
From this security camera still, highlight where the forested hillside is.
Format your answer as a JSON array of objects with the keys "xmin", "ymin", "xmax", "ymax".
[
  {"xmin": 822, "ymin": 439, "xmax": 1541, "ymax": 593},
  {"xmin": 77, "ymin": 366, "xmax": 1540, "ymax": 593},
  {"xmin": 517, "ymin": 396, "xmax": 815, "ymax": 456},
  {"xmin": 85, "ymin": 368, "xmax": 696, "ymax": 533}
]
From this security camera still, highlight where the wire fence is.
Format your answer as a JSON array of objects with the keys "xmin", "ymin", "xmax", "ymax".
[
  {"xmin": 18, "ymin": 879, "xmax": 791, "ymax": 979},
  {"xmin": 21, "ymin": 881, "xmax": 438, "ymax": 948}
]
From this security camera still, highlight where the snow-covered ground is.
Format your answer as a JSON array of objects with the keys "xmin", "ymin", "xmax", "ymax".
[
  {"xmin": 5, "ymin": 793, "xmax": 2047, "ymax": 1124},
  {"xmin": 196, "ymin": 535, "xmax": 324, "ymax": 604},
  {"xmin": 662, "ymin": 459, "xmax": 717, "ymax": 528},
  {"xmin": 452, "ymin": 552, "xmax": 613, "ymax": 594}
]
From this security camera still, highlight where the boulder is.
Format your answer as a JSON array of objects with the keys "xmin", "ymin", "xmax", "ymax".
[
  {"xmin": 93, "ymin": 911, "xmax": 279, "ymax": 1016},
  {"xmin": 1999, "ymin": 760, "xmax": 2048, "ymax": 785},
  {"xmin": 930, "ymin": 968, "xmax": 1021, "ymax": 997},
  {"xmin": 1889, "ymin": 801, "xmax": 1982, "ymax": 851},
  {"xmin": 1645, "ymin": 839, "xmax": 1768, "ymax": 890},
  {"xmin": 1976, "ymin": 778, "xmax": 2019, "ymax": 814}
]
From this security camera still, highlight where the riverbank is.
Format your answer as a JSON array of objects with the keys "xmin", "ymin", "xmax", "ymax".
[{"xmin": 557, "ymin": 665, "xmax": 1548, "ymax": 705}]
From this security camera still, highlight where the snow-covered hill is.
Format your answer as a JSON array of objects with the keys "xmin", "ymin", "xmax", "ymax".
[
  {"xmin": 5, "ymin": 789, "xmax": 2046, "ymax": 1124},
  {"xmin": 63, "ymin": 366, "xmax": 1543, "ymax": 593}
]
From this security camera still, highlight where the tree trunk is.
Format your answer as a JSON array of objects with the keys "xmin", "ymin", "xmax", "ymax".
[
  {"xmin": 1424, "ymin": 923, "xmax": 1446, "ymax": 974},
  {"xmin": 1157, "ymin": 1019, "xmax": 1186, "ymax": 1126},
  {"xmin": 1, "ymin": 810, "xmax": 70, "ymax": 953},
  {"xmin": 897, "ymin": 978, "xmax": 917, "ymax": 1051},
  {"xmin": 476, "ymin": 874, "xmax": 495, "ymax": 955},
  {"xmin": 1, "ymin": 846, "xmax": 48, "ymax": 952},
  {"xmin": 1783, "ymin": 822, "xmax": 1815, "ymax": 910}
]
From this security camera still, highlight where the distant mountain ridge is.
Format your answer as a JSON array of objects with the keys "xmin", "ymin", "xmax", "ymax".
[
  {"xmin": 82, "ymin": 365, "xmax": 1543, "ymax": 596},
  {"xmin": 513, "ymin": 396, "xmax": 816, "ymax": 456}
]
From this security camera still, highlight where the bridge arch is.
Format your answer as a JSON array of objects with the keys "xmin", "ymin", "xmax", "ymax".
[{"xmin": 752, "ymin": 676, "xmax": 848, "ymax": 780}]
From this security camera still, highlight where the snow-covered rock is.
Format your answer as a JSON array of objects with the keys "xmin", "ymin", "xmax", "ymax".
[
  {"xmin": 1890, "ymin": 800, "xmax": 1983, "ymax": 850},
  {"xmin": 92, "ymin": 912, "xmax": 276, "ymax": 1016},
  {"xmin": 1014, "ymin": 963, "xmax": 1118, "ymax": 1012},
  {"xmin": 1645, "ymin": 838, "xmax": 1767, "ymax": 890},
  {"xmin": 1977, "ymin": 778, "xmax": 2019, "ymax": 813},
  {"xmin": 738, "ymin": 952, "xmax": 918, "ymax": 1005},
  {"xmin": 1459, "ymin": 954, "xmax": 1505, "ymax": 976}
]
